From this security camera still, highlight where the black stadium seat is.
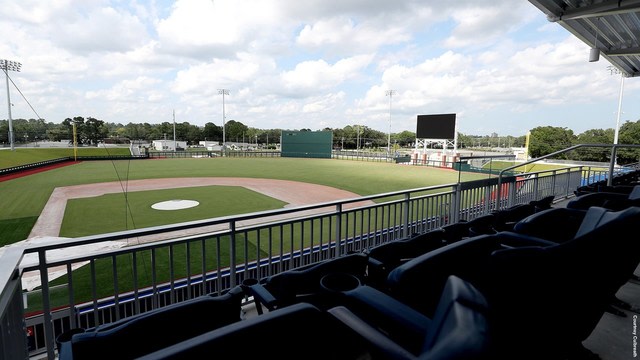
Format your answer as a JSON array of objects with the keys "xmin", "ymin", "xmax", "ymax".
[
  {"xmin": 246, "ymin": 252, "xmax": 369, "ymax": 313},
  {"xmin": 56, "ymin": 286, "xmax": 245, "ymax": 360},
  {"xmin": 136, "ymin": 302, "xmax": 370, "ymax": 360},
  {"xmin": 330, "ymin": 275, "xmax": 490, "ymax": 360}
]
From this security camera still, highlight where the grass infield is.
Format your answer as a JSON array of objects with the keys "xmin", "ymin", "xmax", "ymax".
[{"xmin": 60, "ymin": 185, "xmax": 288, "ymax": 237}]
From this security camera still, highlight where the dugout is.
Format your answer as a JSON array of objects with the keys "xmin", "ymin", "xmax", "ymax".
[{"xmin": 280, "ymin": 130, "xmax": 332, "ymax": 159}]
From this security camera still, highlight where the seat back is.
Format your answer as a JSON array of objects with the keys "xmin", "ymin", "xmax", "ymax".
[
  {"xmin": 513, "ymin": 207, "xmax": 587, "ymax": 242},
  {"xmin": 420, "ymin": 276, "xmax": 490, "ymax": 360},
  {"xmin": 138, "ymin": 302, "xmax": 368, "ymax": 360},
  {"xmin": 59, "ymin": 286, "xmax": 244, "ymax": 360},
  {"xmin": 386, "ymin": 234, "xmax": 501, "ymax": 317},
  {"xmin": 366, "ymin": 230, "xmax": 446, "ymax": 287}
]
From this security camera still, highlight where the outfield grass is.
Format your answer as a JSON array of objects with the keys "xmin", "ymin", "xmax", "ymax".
[
  {"xmin": 484, "ymin": 160, "xmax": 575, "ymax": 173},
  {"xmin": 0, "ymin": 147, "xmax": 131, "ymax": 169}
]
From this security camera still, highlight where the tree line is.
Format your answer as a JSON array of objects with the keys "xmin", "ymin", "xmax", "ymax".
[
  {"xmin": 528, "ymin": 124, "xmax": 640, "ymax": 164},
  {"xmin": 0, "ymin": 117, "xmax": 414, "ymax": 149},
  {"xmin": 2, "ymin": 117, "xmax": 639, "ymax": 163}
]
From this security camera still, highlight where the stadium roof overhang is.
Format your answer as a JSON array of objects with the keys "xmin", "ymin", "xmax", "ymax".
[{"xmin": 529, "ymin": 0, "xmax": 640, "ymax": 77}]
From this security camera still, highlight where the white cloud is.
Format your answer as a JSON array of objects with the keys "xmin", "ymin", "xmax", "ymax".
[
  {"xmin": 0, "ymin": 0, "xmax": 637, "ymax": 135},
  {"xmin": 280, "ymin": 54, "xmax": 374, "ymax": 95}
]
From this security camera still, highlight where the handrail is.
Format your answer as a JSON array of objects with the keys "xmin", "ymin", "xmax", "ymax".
[{"xmin": 496, "ymin": 143, "xmax": 640, "ymax": 207}]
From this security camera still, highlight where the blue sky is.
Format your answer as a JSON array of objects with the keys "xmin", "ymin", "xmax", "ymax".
[{"xmin": 0, "ymin": 0, "xmax": 638, "ymax": 136}]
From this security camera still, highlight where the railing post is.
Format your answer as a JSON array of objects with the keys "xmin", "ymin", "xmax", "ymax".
[
  {"xmin": 229, "ymin": 220, "xmax": 237, "ymax": 287},
  {"xmin": 508, "ymin": 180, "xmax": 517, "ymax": 207},
  {"xmin": 533, "ymin": 173, "xmax": 539, "ymax": 200},
  {"xmin": 608, "ymin": 145, "xmax": 618, "ymax": 187},
  {"xmin": 402, "ymin": 193, "xmax": 410, "ymax": 239},
  {"xmin": 565, "ymin": 168, "xmax": 572, "ymax": 198},
  {"xmin": 551, "ymin": 170, "xmax": 557, "ymax": 197},
  {"xmin": 335, "ymin": 203, "xmax": 343, "ymax": 257},
  {"xmin": 38, "ymin": 250, "xmax": 56, "ymax": 360},
  {"xmin": 495, "ymin": 178, "xmax": 502, "ymax": 212},
  {"xmin": 451, "ymin": 184, "xmax": 461, "ymax": 224}
]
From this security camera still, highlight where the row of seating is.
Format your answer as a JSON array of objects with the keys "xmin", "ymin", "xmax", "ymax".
[
  {"xmin": 56, "ymin": 191, "xmax": 640, "ymax": 359},
  {"xmin": 575, "ymin": 168, "xmax": 640, "ymax": 195}
]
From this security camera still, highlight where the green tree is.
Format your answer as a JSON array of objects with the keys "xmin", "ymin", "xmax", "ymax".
[
  {"xmin": 396, "ymin": 130, "xmax": 416, "ymax": 147},
  {"xmin": 574, "ymin": 129, "xmax": 614, "ymax": 162},
  {"xmin": 225, "ymin": 120, "xmax": 249, "ymax": 142},
  {"xmin": 528, "ymin": 126, "xmax": 575, "ymax": 159},
  {"xmin": 617, "ymin": 120, "xmax": 640, "ymax": 164},
  {"xmin": 83, "ymin": 117, "xmax": 108, "ymax": 145},
  {"xmin": 203, "ymin": 122, "xmax": 222, "ymax": 142}
]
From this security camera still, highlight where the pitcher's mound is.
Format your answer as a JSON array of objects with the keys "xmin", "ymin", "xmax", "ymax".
[{"xmin": 151, "ymin": 199, "xmax": 200, "ymax": 210}]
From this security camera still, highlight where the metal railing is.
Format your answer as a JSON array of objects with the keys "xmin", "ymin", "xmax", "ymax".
[
  {"xmin": 0, "ymin": 162, "xmax": 614, "ymax": 359},
  {"xmin": 496, "ymin": 143, "xmax": 640, "ymax": 210}
]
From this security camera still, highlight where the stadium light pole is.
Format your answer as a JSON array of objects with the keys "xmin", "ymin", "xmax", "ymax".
[
  {"xmin": 386, "ymin": 89, "xmax": 396, "ymax": 155},
  {"xmin": 1, "ymin": 59, "xmax": 21, "ymax": 151},
  {"xmin": 218, "ymin": 89, "xmax": 229, "ymax": 152},
  {"xmin": 608, "ymin": 66, "xmax": 626, "ymax": 165}
]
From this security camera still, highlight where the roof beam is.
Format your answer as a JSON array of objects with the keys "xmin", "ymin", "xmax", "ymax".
[
  {"xmin": 548, "ymin": 0, "xmax": 640, "ymax": 22},
  {"xmin": 606, "ymin": 46, "xmax": 640, "ymax": 56}
]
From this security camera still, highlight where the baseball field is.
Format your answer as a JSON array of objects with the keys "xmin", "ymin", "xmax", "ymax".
[
  {"xmin": 2, "ymin": 150, "xmax": 492, "ymax": 312},
  {"xmin": 1, "ymin": 152, "xmax": 488, "ymax": 246}
]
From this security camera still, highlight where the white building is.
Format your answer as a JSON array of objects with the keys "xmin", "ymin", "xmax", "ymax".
[{"xmin": 152, "ymin": 140, "xmax": 187, "ymax": 151}]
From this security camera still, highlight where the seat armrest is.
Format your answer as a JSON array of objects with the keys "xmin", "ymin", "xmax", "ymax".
[
  {"xmin": 246, "ymin": 283, "xmax": 278, "ymax": 313},
  {"xmin": 492, "ymin": 231, "xmax": 558, "ymax": 247},
  {"xmin": 343, "ymin": 285, "xmax": 431, "ymax": 350},
  {"xmin": 367, "ymin": 256, "xmax": 385, "ymax": 269},
  {"xmin": 328, "ymin": 306, "xmax": 416, "ymax": 360}
]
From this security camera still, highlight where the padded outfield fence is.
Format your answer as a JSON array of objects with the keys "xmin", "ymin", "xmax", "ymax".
[{"xmin": 1, "ymin": 163, "xmax": 608, "ymax": 359}]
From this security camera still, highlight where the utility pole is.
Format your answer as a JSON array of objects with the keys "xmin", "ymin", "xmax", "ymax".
[
  {"xmin": 173, "ymin": 109, "xmax": 176, "ymax": 152},
  {"xmin": 1, "ymin": 59, "xmax": 21, "ymax": 151}
]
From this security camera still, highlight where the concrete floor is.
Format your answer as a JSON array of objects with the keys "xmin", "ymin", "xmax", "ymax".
[{"xmin": 582, "ymin": 268, "xmax": 640, "ymax": 360}]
